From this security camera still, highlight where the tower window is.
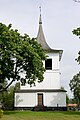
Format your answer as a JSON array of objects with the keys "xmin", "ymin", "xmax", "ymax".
[{"xmin": 45, "ymin": 59, "xmax": 52, "ymax": 70}]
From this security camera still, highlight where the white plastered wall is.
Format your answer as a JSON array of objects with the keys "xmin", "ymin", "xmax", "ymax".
[
  {"xmin": 44, "ymin": 92, "xmax": 66, "ymax": 107},
  {"xmin": 14, "ymin": 92, "xmax": 66, "ymax": 107},
  {"xmin": 20, "ymin": 52, "xmax": 61, "ymax": 90},
  {"xmin": 14, "ymin": 93, "xmax": 37, "ymax": 107}
]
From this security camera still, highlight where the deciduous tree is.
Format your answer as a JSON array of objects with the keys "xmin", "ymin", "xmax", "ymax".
[
  {"xmin": 72, "ymin": 27, "xmax": 80, "ymax": 64},
  {"xmin": 69, "ymin": 72, "xmax": 80, "ymax": 105},
  {"xmin": 0, "ymin": 23, "xmax": 46, "ymax": 91},
  {"xmin": 69, "ymin": 28, "xmax": 80, "ymax": 105}
]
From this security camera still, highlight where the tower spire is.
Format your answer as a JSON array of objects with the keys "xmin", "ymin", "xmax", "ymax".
[
  {"xmin": 37, "ymin": 6, "xmax": 63, "ymax": 61},
  {"xmin": 37, "ymin": 6, "xmax": 51, "ymax": 50}
]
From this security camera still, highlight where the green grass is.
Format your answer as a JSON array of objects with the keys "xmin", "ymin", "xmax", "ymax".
[{"xmin": 1, "ymin": 111, "xmax": 80, "ymax": 120}]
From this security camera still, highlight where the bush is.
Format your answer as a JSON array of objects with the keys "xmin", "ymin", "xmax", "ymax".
[{"xmin": 0, "ymin": 110, "xmax": 3, "ymax": 118}]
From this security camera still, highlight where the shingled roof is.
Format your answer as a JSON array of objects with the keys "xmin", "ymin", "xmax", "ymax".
[{"xmin": 37, "ymin": 14, "xmax": 63, "ymax": 61}]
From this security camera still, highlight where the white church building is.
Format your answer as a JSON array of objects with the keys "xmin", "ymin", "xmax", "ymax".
[{"xmin": 14, "ymin": 13, "xmax": 67, "ymax": 111}]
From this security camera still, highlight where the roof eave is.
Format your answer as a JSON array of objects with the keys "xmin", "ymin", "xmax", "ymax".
[{"xmin": 45, "ymin": 49, "xmax": 63, "ymax": 61}]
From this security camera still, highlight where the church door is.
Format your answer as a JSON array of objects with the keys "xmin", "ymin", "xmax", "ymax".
[{"xmin": 38, "ymin": 93, "xmax": 43, "ymax": 106}]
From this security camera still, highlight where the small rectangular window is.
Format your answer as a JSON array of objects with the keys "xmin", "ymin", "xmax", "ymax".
[{"xmin": 45, "ymin": 59, "xmax": 52, "ymax": 70}]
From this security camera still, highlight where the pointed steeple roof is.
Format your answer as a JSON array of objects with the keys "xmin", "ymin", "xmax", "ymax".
[
  {"xmin": 37, "ymin": 13, "xmax": 51, "ymax": 51},
  {"xmin": 37, "ymin": 9, "xmax": 63, "ymax": 61}
]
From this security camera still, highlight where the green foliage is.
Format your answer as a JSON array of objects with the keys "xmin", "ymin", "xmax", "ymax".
[
  {"xmin": 69, "ymin": 28, "xmax": 80, "ymax": 105},
  {"xmin": 0, "ymin": 110, "xmax": 3, "ymax": 118},
  {"xmin": 76, "ymin": 51, "xmax": 80, "ymax": 64},
  {"xmin": 72, "ymin": 27, "xmax": 80, "ymax": 36},
  {"xmin": 69, "ymin": 72, "xmax": 80, "ymax": 105},
  {"xmin": 69, "ymin": 98, "xmax": 77, "ymax": 104},
  {"xmin": 72, "ymin": 28, "xmax": 80, "ymax": 64},
  {"xmin": 0, "ymin": 23, "xmax": 46, "ymax": 91},
  {"xmin": 2, "ymin": 90, "xmax": 14, "ymax": 110},
  {"xmin": 14, "ymin": 82, "xmax": 20, "ymax": 91},
  {"xmin": 1, "ymin": 82, "xmax": 20, "ymax": 110},
  {"xmin": 66, "ymin": 94, "xmax": 69, "ymax": 104}
]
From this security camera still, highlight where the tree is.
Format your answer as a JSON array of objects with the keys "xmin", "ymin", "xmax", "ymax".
[
  {"xmin": 72, "ymin": 27, "xmax": 80, "ymax": 64},
  {"xmin": 69, "ymin": 28, "xmax": 80, "ymax": 105},
  {"xmin": 69, "ymin": 72, "xmax": 80, "ymax": 105},
  {"xmin": 1, "ymin": 82, "xmax": 20, "ymax": 110},
  {"xmin": 14, "ymin": 82, "xmax": 20, "ymax": 91},
  {"xmin": 0, "ymin": 23, "xmax": 46, "ymax": 91},
  {"xmin": 66, "ymin": 94, "xmax": 69, "ymax": 104}
]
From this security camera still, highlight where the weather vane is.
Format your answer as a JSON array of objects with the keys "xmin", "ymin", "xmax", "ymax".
[{"xmin": 39, "ymin": 6, "xmax": 41, "ymax": 15}]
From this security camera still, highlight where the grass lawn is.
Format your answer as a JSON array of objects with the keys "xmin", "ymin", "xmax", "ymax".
[{"xmin": 1, "ymin": 111, "xmax": 80, "ymax": 120}]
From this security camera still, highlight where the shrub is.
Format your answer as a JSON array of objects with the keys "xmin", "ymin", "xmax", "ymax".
[{"xmin": 0, "ymin": 110, "xmax": 3, "ymax": 118}]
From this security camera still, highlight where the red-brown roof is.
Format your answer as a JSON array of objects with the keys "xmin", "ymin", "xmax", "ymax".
[{"xmin": 67, "ymin": 104, "xmax": 77, "ymax": 107}]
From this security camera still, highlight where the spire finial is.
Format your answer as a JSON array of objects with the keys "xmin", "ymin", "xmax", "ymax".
[
  {"xmin": 39, "ymin": 6, "xmax": 41, "ymax": 15},
  {"xmin": 39, "ymin": 6, "xmax": 42, "ymax": 24}
]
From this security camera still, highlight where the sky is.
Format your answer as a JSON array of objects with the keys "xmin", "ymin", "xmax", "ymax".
[{"xmin": 0, "ymin": 0, "xmax": 80, "ymax": 98}]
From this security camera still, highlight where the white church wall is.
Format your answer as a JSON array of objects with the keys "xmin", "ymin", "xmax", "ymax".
[
  {"xmin": 14, "ymin": 92, "xmax": 66, "ymax": 108},
  {"xmin": 44, "ymin": 92, "xmax": 66, "ymax": 107},
  {"xmin": 44, "ymin": 71, "xmax": 60, "ymax": 89},
  {"xmin": 14, "ymin": 93, "xmax": 37, "ymax": 107},
  {"xmin": 20, "ymin": 71, "xmax": 60, "ymax": 90},
  {"xmin": 20, "ymin": 52, "xmax": 61, "ymax": 90}
]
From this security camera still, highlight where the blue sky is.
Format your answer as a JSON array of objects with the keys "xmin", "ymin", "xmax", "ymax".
[{"xmin": 0, "ymin": 0, "xmax": 80, "ymax": 97}]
